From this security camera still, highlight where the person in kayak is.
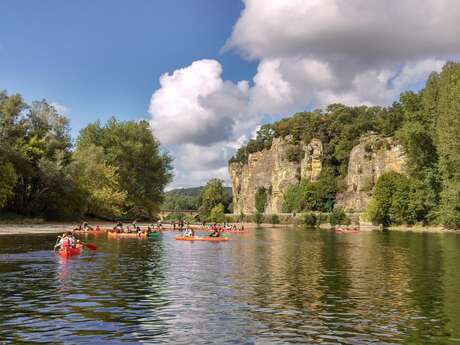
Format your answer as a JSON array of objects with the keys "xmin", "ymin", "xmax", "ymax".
[
  {"xmin": 55, "ymin": 231, "xmax": 78, "ymax": 250},
  {"xmin": 82, "ymin": 221, "xmax": 93, "ymax": 231},
  {"xmin": 113, "ymin": 221, "xmax": 124, "ymax": 232},
  {"xmin": 209, "ymin": 228, "xmax": 221, "ymax": 237},
  {"xmin": 183, "ymin": 226, "xmax": 195, "ymax": 237}
]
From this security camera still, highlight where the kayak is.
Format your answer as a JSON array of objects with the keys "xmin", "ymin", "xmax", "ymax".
[
  {"xmin": 107, "ymin": 231, "xmax": 147, "ymax": 239},
  {"xmin": 148, "ymin": 232, "xmax": 161, "ymax": 240},
  {"xmin": 175, "ymin": 235, "xmax": 229, "ymax": 242},
  {"xmin": 74, "ymin": 229, "xmax": 106, "ymax": 235},
  {"xmin": 59, "ymin": 243, "xmax": 83, "ymax": 257}
]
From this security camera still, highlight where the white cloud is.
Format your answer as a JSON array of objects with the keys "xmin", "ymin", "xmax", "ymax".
[
  {"xmin": 150, "ymin": 0, "xmax": 460, "ymax": 188},
  {"xmin": 149, "ymin": 59, "xmax": 249, "ymax": 146},
  {"xmin": 51, "ymin": 102, "xmax": 69, "ymax": 115}
]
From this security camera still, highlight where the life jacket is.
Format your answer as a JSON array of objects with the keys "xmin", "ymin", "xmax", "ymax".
[{"xmin": 62, "ymin": 237, "xmax": 70, "ymax": 248}]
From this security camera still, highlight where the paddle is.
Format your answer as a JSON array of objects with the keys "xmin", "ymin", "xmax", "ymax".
[{"xmin": 80, "ymin": 242, "xmax": 97, "ymax": 250}]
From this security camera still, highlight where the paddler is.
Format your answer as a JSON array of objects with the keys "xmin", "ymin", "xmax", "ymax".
[
  {"xmin": 82, "ymin": 221, "xmax": 93, "ymax": 231},
  {"xmin": 113, "ymin": 221, "xmax": 124, "ymax": 233},
  {"xmin": 209, "ymin": 227, "xmax": 221, "ymax": 237}
]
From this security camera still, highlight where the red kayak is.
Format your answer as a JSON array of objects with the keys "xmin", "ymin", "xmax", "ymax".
[{"xmin": 59, "ymin": 243, "xmax": 83, "ymax": 257}]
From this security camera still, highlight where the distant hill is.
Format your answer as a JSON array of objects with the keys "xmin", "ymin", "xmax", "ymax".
[{"xmin": 166, "ymin": 186, "xmax": 232, "ymax": 197}]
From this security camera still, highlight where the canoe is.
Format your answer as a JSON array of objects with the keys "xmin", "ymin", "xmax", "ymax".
[
  {"xmin": 175, "ymin": 235, "xmax": 229, "ymax": 242},
  {"xmin": 107, "ymin": 231, "xmax": 147, "ymax": 239},
  {"xmin": 74, "ymin": 229, "xmax": 106, "ymax": 235},
  {"xmin": 148, "ymin": 232, "xmax": 161, "ymax": 240},
  {"xmin": 59, "ymin": 243, "xmax": 83, "ymax": 257}
]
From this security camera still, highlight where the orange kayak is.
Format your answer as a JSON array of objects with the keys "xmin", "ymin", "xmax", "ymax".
[
  {"xmin": 175, "ymin": 235, "xmax": 229, "ymax": 242},
  {"xmin": 108, "ymin": 231, "xmax": 147, "ymax": 239},
  {"xmin": 59, "ymin": 243, "xmax": 83, "ymax": 257},
  {"xmin": 74, "ymin": 229, "xmax": 106, "ymax": 235}
]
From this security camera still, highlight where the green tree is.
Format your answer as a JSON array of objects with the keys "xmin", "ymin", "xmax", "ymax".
[
  {"xmin": 436, "ymin": 63, "xmax": 460, "ymax": 229},
  {"xmin": 0, "ymin": 159, "xmax": 16, "ymax": 208},
  {"xmin": 76, "ymin": 118, "xmax": 173, "ymax": 218},
  {"xmin": 209, "ymin": 203, "xmax": 225, "ymax": 223},
  {"xmin": 72, "ymin": 145, "xmax": 127, "ymax": 219},
  {"xmin": 255, "ymin": 187, "xmax": 268, "ymax": 213},
  {"xmin": 199, "ymin": 178, "xmax": 226, "ymax": 220},
  {"xmin": 367, "ymin": 172, "xmax": 410, "ymax": 227}
]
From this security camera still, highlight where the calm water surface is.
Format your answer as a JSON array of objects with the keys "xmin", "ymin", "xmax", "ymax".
[{"xmin": 0, "ymin": 228, "xmax": 459, "ymax": 344}]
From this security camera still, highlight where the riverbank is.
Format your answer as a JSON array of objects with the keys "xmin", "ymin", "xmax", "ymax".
[{"xmin": 1, "ymin": 221, "xmax": 457, "ymax": 235}]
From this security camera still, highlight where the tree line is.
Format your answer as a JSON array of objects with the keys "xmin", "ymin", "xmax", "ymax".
[{"xmin": 0, "ymin": 91, "xmax": 172, "ymax": 220}]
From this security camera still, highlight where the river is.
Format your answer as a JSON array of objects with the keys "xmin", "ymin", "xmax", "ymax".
[{"xmin": 0, "ymin": 228, "xmax": 459, "ymax": 344}]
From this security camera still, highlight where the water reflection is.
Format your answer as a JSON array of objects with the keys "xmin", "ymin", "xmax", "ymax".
[{"xmin": 0, "ymin": 229, "xmax": 459, "ymax": 344}]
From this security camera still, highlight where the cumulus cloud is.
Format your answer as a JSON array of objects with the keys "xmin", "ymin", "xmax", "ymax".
[
  {"xmin": 149, "ymin": 59, "xmax": 249, "ymax": 146},
  {"xmin": 150, "ymin": 0, "xmax": 460, "ymax": 188}
]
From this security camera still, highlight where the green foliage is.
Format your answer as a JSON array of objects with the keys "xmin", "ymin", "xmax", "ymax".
[
  {"xmin": 0, "ymin": 90, "xmax": 171, "ymax": 220},
  {"xmin": 271, "ymin": 214, "xmax": 279, "ymax": 225},
  {"xmin": 76, "ymin": 118, "xmax": 172, "ymax": 218},
  {"xmin": 254, "ymin": 211, "xmax": 263, "ymax": 224},
  {"xmin": 255, "ymin": 187, "xmax": 268, "ymax": 213},
  {"xmin": 199, "ymin": 178, "xmax": 229, "ymax": 220},
  {"xmin": 72, "ymin": 145, "xmax": 127, "ymax": 219},
  {"xmin": 436, "ymin": 63, "xmax": 460, "ymax": 229},
  {"xmin": 329, "ymin": 207, "xmax": 349, "ymax": 226},
  {"xmin": 286, "ymin": 145, "xmax": 304, "ymax": 162},
  {"xmin": 282, "ymin": 168, "xmax": 338, "ymax": 213},
  {"xmin": 303, "ymin": 212, "xmax": 317, "ymax": 227},
  {"xmin": 0, "ymin": 159, "xmax": 17, "ymax": 208},
  {"xmin": 367, "ymin": 172, "xmax": 411, "ymax": 227},
  {"xmin": 209, "ymin": 203, "xmax": 225, "ymax": 223}
]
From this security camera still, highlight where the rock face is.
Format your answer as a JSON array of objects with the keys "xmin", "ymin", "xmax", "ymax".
[
  {"xmin": 229, "ymin": 133, "xmax": 407, "ymax": 215},
  {"xmin": 336, "ymin": 135, "xmax": 407, "ymax": 212},
  {"xmin": 301, "ymin": 138, "xmax": 322, "ymax": 182},
  {"xmin": 229, "ymin": 137, "xmax": 300, "ymax": 214}
]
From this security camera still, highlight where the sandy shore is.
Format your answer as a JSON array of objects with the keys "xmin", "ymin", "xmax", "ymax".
[{"xmin": 0, "ymin": 221, "xmax": 457, "ymax": 235}]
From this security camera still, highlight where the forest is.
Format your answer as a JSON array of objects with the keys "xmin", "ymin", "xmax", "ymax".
[
  {"xmin": 230, "ymin": 62, "xmax": 460, "ymax": 229},
  {"xmin": 0, "ymin": 93, "xmax": 172, "ymax": 220}
]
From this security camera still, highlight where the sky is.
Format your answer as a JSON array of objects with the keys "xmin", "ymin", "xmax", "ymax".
[{"xmin": 1, "ymin": 0, "xmax": 460, "ymax": 189}]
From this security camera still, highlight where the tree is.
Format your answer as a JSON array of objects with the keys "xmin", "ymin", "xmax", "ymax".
[
  {"xmin": 72, "ymin": 145, "xmax": 127, "ymax": 219},
  {"xmin": 255, "ymin": 187, "xmax": 268, "ymax": 213},
  {"xmin": 76, "ymin": 118, "xmax": 173, "ymax": 218},
  {"xmin": 0, "ymin": 159, "xmax": 16, "ymax": 208},
  {"xmin": 209, "ymin": 203, "xmax": 225, "ymax": 223},
  {"xmin": 436, "ymin": 63, "xmax": 460, "ymax": 229},
  {"xmin": 200, "ymin": 178, "xmax": 226, "ymax": 220},
  {"xmin": 367, "ymin": 172, "xmax": 410, "ymax": 227}
]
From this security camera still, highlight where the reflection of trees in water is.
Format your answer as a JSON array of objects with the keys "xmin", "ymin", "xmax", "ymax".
[
  {"xmin": 230, "ymin": 229, "xmax": 325, "ymax": 340},
  {"xmin": 404, "ymin": 233, "xmax": 451, "ymax": 344}
]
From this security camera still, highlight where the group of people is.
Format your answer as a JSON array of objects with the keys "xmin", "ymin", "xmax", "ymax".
[{"xmin": 112, "ymin": 220, "xmax": 162, "ymax": 234}]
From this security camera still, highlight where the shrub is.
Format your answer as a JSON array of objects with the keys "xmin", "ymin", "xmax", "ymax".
[
  {"xmin": 271, "ymin": 214, "xmax": 280, "ymax": 225},
  {"xmin": 209, "ymin": 203, "xmax": 225, "ymax": 223},
  {"xmin": 303, "ymin": 212, "xmax": 317, "ymax": 227},
  {"xmin": 254, "ymin": 212, "xmax": 264, "ymax": 224},
  {"xmin": 329, "ymin": 207, "xmax": 349, "ymax": 226},
  {"xmin": 255, "ymin": 187, "xmax": 268, "ymax": 213}
]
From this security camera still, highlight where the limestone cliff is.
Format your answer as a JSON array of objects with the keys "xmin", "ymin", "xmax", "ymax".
[
  {"xmin": 336, "ymin": 134, "xmax": 407, "ymax": 212},
  {"xmin": 229, "ymin": 137, "xmax": 322, "ymax": 214}
]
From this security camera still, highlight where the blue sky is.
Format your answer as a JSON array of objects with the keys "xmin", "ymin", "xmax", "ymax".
[
  {"xmin": 0, "ymin": 0, "xmax": 256, "ymax": 138},
  {"xmin": 1, "ymin": 1, "xmax": 456, "ymax": 188}
]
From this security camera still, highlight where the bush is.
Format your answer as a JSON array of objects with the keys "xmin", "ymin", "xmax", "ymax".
[
  {"xmin": 329, "ymin": 207, "xmax": 349, "ymax": 226},
  {"xmin": 254, "ymin": 212, "xmax": 263, "ymax": 224},
  {"xmin": 255, "ymin": 187, "xmax": 268, "ymax": 213},
  {"xmin": 271, "ymin": 214, "xmax": 279, "ymax": 225},
  {"xmin": 303, "ymin": 212, "xmax": 317, "ymax": 227}
]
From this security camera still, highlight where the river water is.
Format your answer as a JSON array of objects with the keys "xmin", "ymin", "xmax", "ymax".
[{"xmin": 0, "ymin": 228, "xmax": 459, "ymax": 344}]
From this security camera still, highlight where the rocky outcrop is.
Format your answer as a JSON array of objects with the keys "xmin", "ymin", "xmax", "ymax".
[
  {"xmin": 230, "ymin": 133, "xmax": 407, "ymax": 215},
  {"xmin": 336, "ymin": 134, "xmax": 407, "ymax": 212},
  {"xmin": 301, "ymin": 138, "xmax": 322, "ymax": 182},
  {"xmin": 229, "ymin": 136, "xmax": 300, "ymax": 214}
]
